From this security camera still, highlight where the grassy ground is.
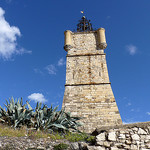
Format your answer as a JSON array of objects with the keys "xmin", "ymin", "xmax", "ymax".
[{"xmin": 0, "ymin": 124, "xmax": 95, "ymax": 142}]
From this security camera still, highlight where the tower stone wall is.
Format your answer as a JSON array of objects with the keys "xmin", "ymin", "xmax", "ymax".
[{"xmin": 62, "ymin": 30, "xmax": 122, "ymax": 133}]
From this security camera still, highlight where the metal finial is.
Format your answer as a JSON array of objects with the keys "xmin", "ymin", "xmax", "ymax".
[
  {"xmin": 80, "ymin": 11, "xmax": 84, "ymax": 15},
  {"xmin": 77, "ymin": 12, "xmax": 93, "ymax": 32}
]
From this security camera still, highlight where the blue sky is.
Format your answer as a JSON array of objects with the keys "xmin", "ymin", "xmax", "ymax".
[{"xmin": 0, "ymin": 0, "xmax": 150, "ymax": 124}]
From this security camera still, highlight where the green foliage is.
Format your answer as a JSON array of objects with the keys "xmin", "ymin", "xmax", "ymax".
[
  {"xmin": 86, "ymin": 135, "xmax": 95, "ymax": 143},
  {"xmin": 27, "ymin": 102, "xmax": 82, "ymax": 132},
  {"xmin": 53, "ymin": 143, "xmax": 69, "ymax": 150},
  {"xmin": 0, "ymin": 97, "xmax": 32, "ymax": 128},
  {"xmin": 64, "ymin": 132, "xmax": 95, "ymax": 142},
  {"xmin": 0, "ymin": 98, "xmax": 82, "ymax": 132},
  {"xmin": 0, "ymin": 123, "xmax": 95, "ymax": 145},
  {"xmin": 0, "ymin": 124, "xmax": 25, "ymax": 137},
  {"xmin": 43, "ymin": 108, "xmax": 82, "ymax": 132}
]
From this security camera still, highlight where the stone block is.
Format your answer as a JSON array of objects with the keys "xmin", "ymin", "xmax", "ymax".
[
  {"xmin": 145, "ymin": 143, "xmax": 150, "ymax": 148},
  {"xmin": 138, "ymin": 128, "xmax": 147, "ymax": 135},
  {"xmin": 125, "ymin": 140, "xmax": 132, "ymax": 145},
  {"xmin": 132, "ymin": 127, "xmax": 138, "ymax": 132},
  {"xmin": 130, "ymin": 144, "xmax": 138, "ymax": 150},
  {"xmin": 96, "ymin": 132, "xmax": 106, "ymax": 141},
  {"xmin": 70, "ymin": 142, "xmax": 79, "ymax": 150},
  {"xmin": 108, "ymin": 132, "xmax": 116, "ymax": 141},
  {"xmin": 96, "ymin": 146, "xmax": 105, "ymax": 150},
  {"xmin": 140, "ymin": 135, "xmax": 146, "ymax": 140},
  {"xmin": 131, "ymin": 134, "xmax": 140, "ymax": 141},
  {"xmin": 103, "ymin": 141, "xmax": 111, "ymax": 147},
  {"xmin": 36, "ymin": 146, "xmax": 45, "ymax": 150},
  {"xmin": 118, "ymin": 134, "xmax": 125, "ymax": 139},
  {"xmin": 123, "ymin": 144, "xmax": 131, "ymax": 149},
  {"xmin": 111, "ymin": 147, "xmax": 119, "ymax": 150},
  {"xmin": 145, "ymin": 135, "xmax": 150, "ymax": 140}
]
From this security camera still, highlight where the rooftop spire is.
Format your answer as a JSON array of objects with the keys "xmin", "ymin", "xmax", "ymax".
[{"xmin": 77, "ymin": 11, "xmax": 93, "ymax": 32}]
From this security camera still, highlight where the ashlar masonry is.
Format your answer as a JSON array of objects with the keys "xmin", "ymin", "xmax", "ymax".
[{"xmin": 62, "ymin": 19, "xmax": 122, "ymax": 133}]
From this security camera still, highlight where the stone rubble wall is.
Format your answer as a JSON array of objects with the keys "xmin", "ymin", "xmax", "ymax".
[
  {"xmin": 0, "ymin": 137, "xmax": 75, "ymax": 150},
  {"xmin": 91, "ymin": 121, "xmax": 150, "ymax": 150},
  {"xmin": 0, "ymin": 122, "xmax": 150, "ymax": 150}
]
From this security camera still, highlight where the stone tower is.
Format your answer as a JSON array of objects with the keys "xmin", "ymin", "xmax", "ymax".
[{"xmin": 62, "ymin": 16, "xmax": 122, "ymax": 133}]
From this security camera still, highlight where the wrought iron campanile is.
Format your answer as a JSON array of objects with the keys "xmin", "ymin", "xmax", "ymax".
[{"xmin": 77, "ymin": 16, "xmax": 93, "ymax": 32}]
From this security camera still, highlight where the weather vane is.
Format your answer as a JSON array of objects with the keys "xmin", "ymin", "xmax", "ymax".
[
  {"xmin": 77, "ymin": 11, "xmax": 93, "ymax": 32},
  {"xmin": 80, "ymin": 11, "xmax": 85, "ymax": 16}
]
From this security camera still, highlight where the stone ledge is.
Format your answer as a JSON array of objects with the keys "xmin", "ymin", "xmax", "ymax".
[
  {"xmin": 65, "ymin": 82, "xmax": 111, "ymax": 86},
  {"xmin": 67, "ymin": 53, "xmax": 106, "ymax": 57},
  {"xmin": 92, "ymin": 121, "xmax": 150, "ymax": 135},
  {"xmin": 72, "ymin": 31, "xmax": 96, "ymax": 34}
]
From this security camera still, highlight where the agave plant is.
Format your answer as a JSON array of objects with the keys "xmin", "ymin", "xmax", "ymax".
[
  {"xmin": 0, "ymin": 98, "xmax": 82, "ymax": 132},
  {"xmin": 27, "ymin": 102, "xmax": 47, "ymax": 130},
  {"xmin": 27, "ymin": 102, "xmax": 82, "ymax": 132},
  {"xmin": 0, "ymin": 97, "xmax": 33, "ymax": 128},
  {"xmin": 44, "ymin": 109, "xmax": 82, "ymax": 132}
]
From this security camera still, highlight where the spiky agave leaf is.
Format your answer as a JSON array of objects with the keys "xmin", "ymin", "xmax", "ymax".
[
  {"xmin": 0, "ymin": 98, "xmax": 33, "ymax": 128},
  {"xmin": 0, "ymin": 107, "xmax": 2, "ymax": 119},
  {"xmin": 11, "ymin": 97, "xmax": 15, "ymax": 106},
  {"xmin": 26, "ymin": 101, "xmax": 34, "ymax": 117},
  {"xmin": 41, "ymin": 106, "xmax": 82, "ymax": 132}
]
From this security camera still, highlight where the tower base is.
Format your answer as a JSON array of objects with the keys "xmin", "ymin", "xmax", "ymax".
[{"xmin": 63, "ymin": 84, "xmax": 122, "ymax": 133}]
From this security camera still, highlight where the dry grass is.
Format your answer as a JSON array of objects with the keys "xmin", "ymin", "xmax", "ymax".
[
  {"xmin": 0, "ymin": 123, "xmax": 95, "ymax": 142},
  {"xmin": 0, "ymin": 124, "xmax": 60, "ymax": 139},
  {"xmin": 0, "ymin": 123, "xmax": 67, "ymax": 140},
  {"xmin": 0, "ymin": 124, "xmax": 25, "ymax": 137}
]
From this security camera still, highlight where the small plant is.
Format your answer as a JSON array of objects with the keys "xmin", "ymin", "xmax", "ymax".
[
  {"xmin": 64, "ymin": 132, "xmax": 95, "ymax": 143},
  {"xmin": 86, "ymin": 135, "xmax": 95, "ymax": 144},
  {"xmin": 53, "ymin": 143, "xmax": 69, "ymax": 150}
]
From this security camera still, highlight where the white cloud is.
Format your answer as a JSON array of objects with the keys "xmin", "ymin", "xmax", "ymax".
[
  {"xmin": 34, "ymin": 68, "xmax": 44, "ymax": 75},
  {"xmin": 126, "ymin": 44, "xmax": 137, "ymax": 55},
  {"xmin": 127, "ymin": 102, "xmax": 131, "ymax": 106},
  {"xmin": 16, "ymin": 48, "xmax": 32, "ymax": 55},
  {"xmin": 45, "ymin": 64, "xmax": 57, "ymax": 75},
  {"xmin": 44, "ymin": 58, "xmax": 65, "ymax": 75},
  {"xmin": 146, "ymin": 112, "xmax": 150, "ymax": 115},
  {"xmin": 28, "ymin": 93, "xmax": 47, "ymax": 103},
  {"xmin": 0, "ymin": 7, "xmax": 31, "ymax": 60},
  {"xmin": 130, "ymin": 108, "xmax": 140, "ymax": 112},
  {"xmin": 58, "ymin": 58, "xmax": 66, "ymax": 66}
]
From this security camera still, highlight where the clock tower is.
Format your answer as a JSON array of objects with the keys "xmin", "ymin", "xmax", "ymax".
[{"xmin": 62, "ymin": 16, "xmax": 122, "ymax": 133}]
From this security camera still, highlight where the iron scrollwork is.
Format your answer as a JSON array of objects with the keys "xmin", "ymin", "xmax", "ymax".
[{"xmin": 77, "ymin": 16, "xmax": 93, "ymax": 32}]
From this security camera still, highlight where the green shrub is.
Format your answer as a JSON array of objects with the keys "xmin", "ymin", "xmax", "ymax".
[
  {"xmin": 53, "ymin": 143, "xmax": 69, "ymax": 150},
  {"xmin": 0, "ymin": 97, "xmax": 32, "ymax": 128},
  {"xmin": 64, "ymin": 132, "xmax": 95, "ymax": 142}
]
